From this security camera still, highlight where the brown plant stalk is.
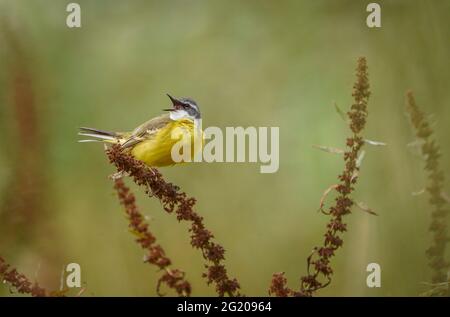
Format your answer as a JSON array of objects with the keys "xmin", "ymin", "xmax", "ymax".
[
  {"xmin": 269, "ymin": 57, "xmax": 371, "ymax": 297},
  {"xmin": 113, "ymin": 178, "xmax": 191, "ymax": 296},
  {"xmin": 0, "ymin": 19, "xmax": 48, "ymax": 249},
  {"xmin": 406, "ymin": 91, "xmax": 449, "ymax": 289},
  {"xmin": 0, "ymin": 256, "xmax": 48, "ymax": 297},
  {"xmin": 107, "ymin": 146, "xmax": 241, "ymax": 297}
]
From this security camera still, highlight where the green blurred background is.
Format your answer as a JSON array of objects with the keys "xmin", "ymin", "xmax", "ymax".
[{"xmin": 0, "ymin": 0, "xmax": 449, "ymax": 296}]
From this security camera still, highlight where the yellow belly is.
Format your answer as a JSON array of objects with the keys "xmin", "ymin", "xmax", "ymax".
[{"xmin": 130, "ymin": 120, "xmax": 203, "ymax": 167}]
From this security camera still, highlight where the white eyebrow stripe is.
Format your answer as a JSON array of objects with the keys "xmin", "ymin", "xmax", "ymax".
[{"xmin": 185, "ymin": 101, "xmax": 196, "ymax": 107}]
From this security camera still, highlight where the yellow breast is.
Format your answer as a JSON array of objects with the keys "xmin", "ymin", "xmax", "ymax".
[{"xmin": 130, "ymin": 119, "xmax": 203, "ymax": 167}]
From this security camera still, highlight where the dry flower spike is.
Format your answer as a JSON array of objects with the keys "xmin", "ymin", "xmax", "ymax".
[
  {"xmin": 113, "ymin": 178, "xmax": 191, "ymax": 296},
  {"xmin": 269, "ymin": 57, "xmax": 371, "ymax": 297},
  {"xmin": 107, "ymin": 145, "xmax": 241, "ymax": 297},
  {"xmin": 406, "ymin": 91, "xmax": 450, "ymax": 293},
  {"xmin": 0, "ymin": 256, "xmax": 48, "ymax": 297}
]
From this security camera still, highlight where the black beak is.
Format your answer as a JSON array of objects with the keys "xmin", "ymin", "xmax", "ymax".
[
  {"xmin": 163, "ymin": 94, "xmax": 181, "ymax": 111},
  {"xmin": 167, "ymin": 94, "xmax": 178, "ymax": 104}
]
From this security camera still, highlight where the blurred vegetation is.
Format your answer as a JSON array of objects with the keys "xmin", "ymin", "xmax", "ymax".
[{"xmin": 0, "ymin": 0, "xmax": 449, "ymax": 296}]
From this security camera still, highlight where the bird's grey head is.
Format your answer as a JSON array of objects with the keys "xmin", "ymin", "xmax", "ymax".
[{"xmin": 165, "ymin": 94, "xmax": 201, "ymax": 120}]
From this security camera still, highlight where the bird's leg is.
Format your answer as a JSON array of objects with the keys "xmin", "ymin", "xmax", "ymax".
[{"xmin": 143, "ymin": 168, "xmax": 160, "ymax": 197}]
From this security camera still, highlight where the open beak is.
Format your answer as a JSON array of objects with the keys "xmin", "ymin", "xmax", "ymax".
[{"xmin": 163, "ymin": 94, "xmax": 182, "ymax": 111}]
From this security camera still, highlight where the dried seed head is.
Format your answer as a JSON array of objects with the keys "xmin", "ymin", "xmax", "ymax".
[
  {"xmin": 270, "ymin": 57, "xmax": 371, "ymax": 297},
  {"xmin": 107, "ymin": 145, "xmax": 241, "ymax": 297}
]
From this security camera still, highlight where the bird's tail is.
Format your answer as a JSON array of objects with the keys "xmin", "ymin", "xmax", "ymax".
[{"xmin": 78, "ymin": 127, "xmax": 120, "ymax": 143}]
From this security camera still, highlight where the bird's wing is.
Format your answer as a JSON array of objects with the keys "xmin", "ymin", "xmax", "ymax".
[{"xmin": 121, "ymin": 114, "xmax": 172, "ymax": 149}]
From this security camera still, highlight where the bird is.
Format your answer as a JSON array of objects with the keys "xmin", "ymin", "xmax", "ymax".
[{"xmin": 79, "ymin": 94, "xmax": 203, "ymax": 167}]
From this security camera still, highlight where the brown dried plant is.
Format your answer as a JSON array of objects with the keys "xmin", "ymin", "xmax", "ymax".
[
  {"xmin": 406, "ymin": 91, "xmax": 449, "ymax": 294},
  {"xmin": 269, "ymin": 57, "xmax": 371, "ymax": 297},
  {"xmin": 107, "ymin": 145, "xmax": 241, "ymax": 297},
  {"xmin": 0, "ymin": 257, "xmax": 48, "ymax": 297},
  {"xmin": 0, "ymin": 19, "xmax": 48, "ymax": 250},
  {"xmin": 113, "ymin": 178, "xmax": 191, "ymax": 296},
  {"xmin": 0, "ymin": 18, "xmax": 59, "ymax": 293}
]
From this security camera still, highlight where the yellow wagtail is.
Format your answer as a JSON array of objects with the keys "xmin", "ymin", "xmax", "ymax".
[{"xmin": 79, "ymin": 94, "xmax": 203, "ymax": 167}]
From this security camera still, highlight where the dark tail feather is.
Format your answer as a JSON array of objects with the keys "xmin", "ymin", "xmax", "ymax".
[{"xmin": 79, "ymin": 127, "xmax": 117, "ymax": 137}]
